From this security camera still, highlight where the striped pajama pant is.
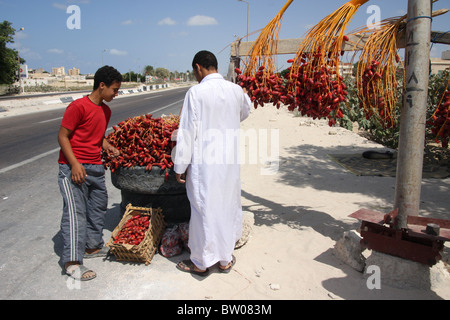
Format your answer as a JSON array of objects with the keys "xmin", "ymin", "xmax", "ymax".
[{"xmin": 58, "ymin": 163, "xmax": 108, "ymax": 266}]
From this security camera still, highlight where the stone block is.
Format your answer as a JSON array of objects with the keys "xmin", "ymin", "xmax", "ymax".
[{"xmin": 333, "ymin": 230, "xmax": 366, "ymax": 272}]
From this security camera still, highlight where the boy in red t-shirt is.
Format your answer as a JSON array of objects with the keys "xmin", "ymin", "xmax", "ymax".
[{"xmin": 58, "ymin": 66, "xmax": 122, "ymax": 281}]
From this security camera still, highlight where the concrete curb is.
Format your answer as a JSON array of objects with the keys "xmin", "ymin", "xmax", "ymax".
[
  {"xmin": 0, "ymin": 84, "xmax": 178, "ymax": 117},
  {"xmin": 41, "ymin": 84, "xmax": 171, "ymax": 105}
]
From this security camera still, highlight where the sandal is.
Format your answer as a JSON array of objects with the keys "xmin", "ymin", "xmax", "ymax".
[
  {"xmin": 84, "ymin": 246, "xmax": 110, "ymax": 259},
  {"xmin": 219, "ymin": 255, "xmax": 236, "ymax": 274},
  {"xmin": 176, "ymin": 260, "xmax": 210, "ymax": 277},
  {"xmin": 66, "ymin": 264, "xmax": 96, "ymax": 281}
]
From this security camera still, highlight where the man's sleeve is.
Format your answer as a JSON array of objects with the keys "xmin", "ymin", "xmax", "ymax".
[{"xmin": 240, "ymin": 90, "xmax": 251, "ymax": 122}]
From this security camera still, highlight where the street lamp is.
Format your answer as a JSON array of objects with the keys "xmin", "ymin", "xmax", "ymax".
[
  {"xmin": 16, "ymin": 27, "xmax": 25, "ymax": 94},
  {"xmin": 102, "ymin": 49, "xmax": 107, "ymax": 66},
  {"xmin": 238, "ymin": 0, "xmax": 249, "ymax": 41}
]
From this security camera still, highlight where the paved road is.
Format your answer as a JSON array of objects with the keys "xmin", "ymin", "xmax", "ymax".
[
  {"xmin": 0, "ymin": 87, "xmax": 189, "ymax": 172},
  {"xmin": 0, "ymin": 87, "xmax": 190, "ymax": 299}
]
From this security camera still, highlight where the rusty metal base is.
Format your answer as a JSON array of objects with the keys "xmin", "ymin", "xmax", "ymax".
[{"xmin": 349, "ymin": 209, "xmax": 450, "ymax": 266}]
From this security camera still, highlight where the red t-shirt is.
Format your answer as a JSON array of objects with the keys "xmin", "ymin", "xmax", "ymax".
[{"xmin": 58, "ymin": 96, "xmax": 111, "ymax": 165}]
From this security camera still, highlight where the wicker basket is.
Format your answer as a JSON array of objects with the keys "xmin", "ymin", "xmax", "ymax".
[{"xmin": 106, "ymin": 204, "xmax": 166, "ymax": 265}]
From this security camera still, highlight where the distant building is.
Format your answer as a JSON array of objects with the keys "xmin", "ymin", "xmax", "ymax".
[
  {"xmin": 51, "ymin": 67, "xmax": 66, "ymax": 76},
  {"xmin": 430, "ymin": 51, "xmax": 450, "ymax": 75},
  {"xmin": 31, "ymin": 68, "xmax": 45, "ymax": 74},
  {"xmin": 442, "ymin": 50, "xmax": 450, "ymax": 60},
  {"xmin": 68, "ymin": 67, "xmax": 80, "ymax": 76},
  {"xmin": 339, "ymin": 62, "xmax": 354, "ymax": 78}
]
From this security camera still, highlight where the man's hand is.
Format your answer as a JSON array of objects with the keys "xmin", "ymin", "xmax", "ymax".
[{"xmin": 176, "ymin": 173, "xmax": 186, "ymax": 184}]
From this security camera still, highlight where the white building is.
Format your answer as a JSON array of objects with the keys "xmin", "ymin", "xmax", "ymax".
[{"xmin": 51, "ymin": 67, "xmax": 66, "ymax": 76}]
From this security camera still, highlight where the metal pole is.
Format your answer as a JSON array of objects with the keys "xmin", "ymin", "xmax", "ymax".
[
  {"xmin": 238, "ymin": 0, "xmax": 249, "ymax": 41},
  {"xmin": 394, "ymin": 0, "xmax": 432, "ymax": 229},
  {"xmin": 102, "ymin": 49, "xmax": 107, "ymax": 66},
  {"xmin": 16, "ymin": 27, "xmax": 24, "ymax": 94},
  {"xmin": 246, "ymin": 1, "xmax": 249, "ymax": 42}
]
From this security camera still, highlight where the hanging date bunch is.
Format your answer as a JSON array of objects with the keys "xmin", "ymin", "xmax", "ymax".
[
  {"xmin": 428, "ymin": 82, "xmax": 450, "ymax": 148},
  {"xmin": 103, "ymin": 114, "xmax": 179, "ymax": 173},
  {"xmin": 354, "ymin": 14, "xmax": 406, "ymax": 128},
  {"xmin": 236, "ymin": 66, "xmax": 286, "ymax": 109},
  {"xmin": 283, "ymin": 0, "xmax": 368, "ymax": 126},
  {"xmin": 282, "ymin": 52, "xmax": 348, "ymax": 126},
  {"xmin": 235, "ymin": 0, "xmax": 293, "ymax": 109}
]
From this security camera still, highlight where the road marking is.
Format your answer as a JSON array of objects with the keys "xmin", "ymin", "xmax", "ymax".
[
  {"xmin": 151, "ymin": 99, "xmax": 184, "ymax": 114},
  {"xmin": 0, "ymin": 99, "xmax": 184, "ymax": 175},
  {"xmin": 38, "ymin": 117, "xmax": 63, "ymax": 124},
  {"xmin": 0, "ymin": 147, "xmax": 60, "ymax": 174},
  {"xmin": 144, "ymin": 95, "xmax": 163, "ymax": 100}
]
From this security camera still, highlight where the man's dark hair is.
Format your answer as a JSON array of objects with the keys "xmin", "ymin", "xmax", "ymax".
[
  {"xmin": 93, "ymin": 65, "xmax": 123, "ymax": 90},
  {"xmin": 192, "ymin": 50, "xmax": 218, "ymax": 71}
]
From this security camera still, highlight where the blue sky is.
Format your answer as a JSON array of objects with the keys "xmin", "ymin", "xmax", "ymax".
[{"xmin": 1, "ymin": 0, "xmax": 449, "ymax": 76}]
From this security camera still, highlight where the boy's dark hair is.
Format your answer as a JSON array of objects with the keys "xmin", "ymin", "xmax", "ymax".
[
  {"xmin": 93, "ymin": 65, "xmax": 123, "ymax": 90},
  {"xmin": 192, "ymin": 50, "xmax": 218, "ymax": 71}
]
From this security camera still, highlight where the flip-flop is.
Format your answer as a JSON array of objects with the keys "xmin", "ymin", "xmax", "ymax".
[
  {"xmin": 176, "ymin": 260, "xmax": 210, "ymax": 277},
  {"xmin": 219, "ymin": 255, "xmax": 236, "ymax": 274},
  {"xmin": 66, "ymin": 264, "xmax": 96, "ymax": 281},
  {"xmin": 84, "ymin": 246, "xmax": 110, "ymax": 259}
]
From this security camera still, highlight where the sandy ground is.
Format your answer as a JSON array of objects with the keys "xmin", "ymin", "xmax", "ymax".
[
  {"xmin": 237, "ymin": 106, "xmax": 450, "ymax": 300},
  {"xmin": 2, "ymin": 91, "xmax": 450, "ymax": 301}
]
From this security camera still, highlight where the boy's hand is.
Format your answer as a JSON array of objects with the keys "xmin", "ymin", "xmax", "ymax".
[
  {"xmin": 72, "ymin": 163, "xmax": 87, "ymax": 185},
  {"xmin": 107, "ymin": 146, "xmax": 120, "ymax": 158},
  {"xmin": 103, "ymin": 140, "xmax": 120, "ymax": 158}
]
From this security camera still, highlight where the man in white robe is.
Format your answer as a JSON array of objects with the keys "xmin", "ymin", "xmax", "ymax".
[{"xmin": 174, "ymin": 50, "xmax": 251, "ymax": 276}]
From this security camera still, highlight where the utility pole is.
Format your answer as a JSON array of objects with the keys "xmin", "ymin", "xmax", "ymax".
[
  {"xmin": 238, "ymin": 0, "xmax": 249, "ymax": 41},
  {"xmin": 394, "ymin": 0, "xmax": 432, "ymax": 229},
  {"xmin": 16, "ymin": 27, "xmax": 25, "ymax": 94},
  {"xmin": 102, "ymin": 49, "xmax": 107, "ymax": 66}
]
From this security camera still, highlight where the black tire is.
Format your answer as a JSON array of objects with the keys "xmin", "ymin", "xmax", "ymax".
[
  {"xmin": 120, "ymin": 190, "xmax": 191, "ymax": 225},
  {"xmin": 111, "ymin": 166, "xmax": 185, "ymax": 195}
]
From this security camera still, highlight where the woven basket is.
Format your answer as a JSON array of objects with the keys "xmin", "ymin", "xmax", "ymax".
[{"xmin": 106, "ymin": 204, "xmax": 166, "ymax": 265}]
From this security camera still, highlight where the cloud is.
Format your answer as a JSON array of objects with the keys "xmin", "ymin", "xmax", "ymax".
[
  {"xmin": 158, "ymin": 17, "xmax": 176, "ymax": 26},
  {"xmin": 21, "ymin": 47, "xmax": 42, "ymax": 60},
  {"xmin": 52, "ymin": 3, "xmax": 67, "ymax": 10},
  {"xmin": 109, "ymin": 49, "xmax": 128, "ymax": 56},
  {"xmin": 48, "ymin": 48, "xmax": 64, "ymax": 54},
  {"xmin": 187, "ymin": 15, "xmax": 218, "ymax": 26},
  {"xmin": 52, "ymin": 1, "xmax": 89, "ymax": 11},
  {"xmin": 121, "ymin": 20, "xmax": 133, "ymax": 25}
]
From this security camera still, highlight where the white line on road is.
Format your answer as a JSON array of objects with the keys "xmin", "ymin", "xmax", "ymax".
[
  {"xmin": 38, "ymin": 117, "xmax": 63, "ymax": 124},
  {"xmin": 150, "ymin": 99, "xmax": 184, "ymax": 114},
  {"xmin": 0, "ymin": 147, "xmax": 60, "ymax": 174},
  {"xmin": 144, "ymin": 95, "xmax": 163, "ymax": 100},
  {"xmin": 0, "ymin": 99, "xmax": 184, "ymax": 175}
]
